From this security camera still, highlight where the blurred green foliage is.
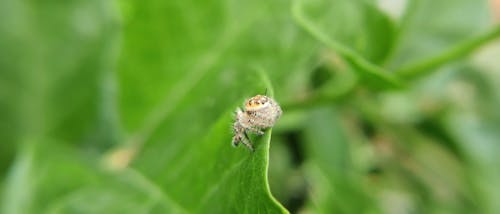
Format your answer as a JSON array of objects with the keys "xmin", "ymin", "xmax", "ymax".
[{"xmin": 1, "ymin": 0, "xmax": 500, "ymax": 213}]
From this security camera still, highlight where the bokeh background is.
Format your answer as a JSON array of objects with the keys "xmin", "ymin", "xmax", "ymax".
[{"xmin": 1, "ymin": 0, "xmax": 500, "ymax": 213}]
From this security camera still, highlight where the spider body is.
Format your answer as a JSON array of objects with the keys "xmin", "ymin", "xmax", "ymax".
[{"xmin": 232, "ymin": 95, "xmax": 282, "ymax": 151}]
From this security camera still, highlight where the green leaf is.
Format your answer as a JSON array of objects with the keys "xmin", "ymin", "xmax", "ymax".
[
  {"xmin": 122, "ymin": 67, "xmax": 290, "ymax": 213},
  {"xmin": 115, "ymin": 0, "xmax": 319, "ymax": 212},
  {"xmin": 3, "ymin": 0, "xmax": 499, "ymax": 212},
  {"xmin": 1, "ymin": 142, "xmax": 34, "ymax": 214},
  {"xmin": 2, "ymin": 141, "xmax": 186, "ymax": 214},
  {"xmin": 0, "ymin": 0, "xmax": 121, "ymax": 149},
  {"xmin": 1, "ymin": 0, "xmax": 321, "ymax": 212}
]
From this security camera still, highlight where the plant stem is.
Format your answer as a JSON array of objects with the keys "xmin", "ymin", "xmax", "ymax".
[
  {"xmin": 396, "ymin": 25, "xmax": 500, "ymax": 79},
  {"xmin": 291, "ymin": 0, "xmax": 404, "ymax": 89}
]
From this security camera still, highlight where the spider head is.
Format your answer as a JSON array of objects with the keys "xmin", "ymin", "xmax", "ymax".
[{"xmin": 244, "ymin": 95, "xmax": 270, "ymax": 111}]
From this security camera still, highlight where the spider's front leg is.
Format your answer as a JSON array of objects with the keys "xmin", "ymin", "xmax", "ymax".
[
  {"xmin": 231, "ymin": 134, "xmax": 241, "ymax": 147},
  {"xmin": 232, "ymin": 133, "xmax": 254, "ymax": 151},
  {"xmin": 246, "ymin": 126, "xmax": 265, "ymax": 136},
  {"xmin": 241, "ymin": 132, "xmax": 255, "ymax": 152},
  {"xmin": 232, "ymin": 122, "xmax": 255, "ymax": 151}
]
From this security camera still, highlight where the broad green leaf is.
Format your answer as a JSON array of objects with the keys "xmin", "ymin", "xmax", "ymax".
[
  {"xmin": 2, "ymin": 0, "xmax": 499, "ymax": 213},
  {"xmin": 0, "ymin": 0, "xmax": 121, "ymax": 149},
  {"xmin": 0, "ymin": 0, "xmax": 123, "ymax": 210},
  {"xmin": 2, "ymin": 141, "xmax": 185, "ymax": 214},
  {"xmin": 1, "ymin": 0, "xmax": 318, "ymax": 212},
  {"xmin": 1, "ymin": 114, "xmax": 285, "ymax": 213},
  {"xmin": 1, "ymin": 142, "xmax": 34, "ymax": 214},
  {"xmin": 117, "ymin": 0, "xmax": 317, "ymax": 133},
  {"xmin": 122, "ymin": 69, "xmax": 290, "ymax": 212},
  {"xmin": 116, "ymin": 0, "xmax": 318, "ymax": 212}
]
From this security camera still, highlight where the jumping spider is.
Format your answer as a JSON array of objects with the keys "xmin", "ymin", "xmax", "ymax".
[{"xmin": 232, "ymin": 94, "xmax": 282, "ymax": 151}]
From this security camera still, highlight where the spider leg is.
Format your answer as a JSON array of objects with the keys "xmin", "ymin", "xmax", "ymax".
[
  {"xmin": 232, "ymin": 135, "xmax": 241, "ymax": 147},
  {"xmin": 242, "ymin": 132, "xmax": 255, "ymax": 152},
  {"xmin": 247, "ymin": 126, "xmax": 264, "ymax": 135},
  {"xmin": 232, "ymin": 120, "xmax": 245, "ymax": 147}
]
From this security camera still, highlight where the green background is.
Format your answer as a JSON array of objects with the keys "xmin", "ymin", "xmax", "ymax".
[{"xmin": 1, "ymin": 0, "xmax": 500, "ymax": 213}]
